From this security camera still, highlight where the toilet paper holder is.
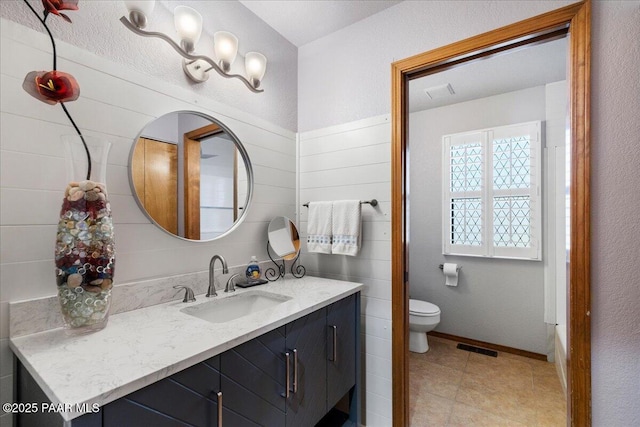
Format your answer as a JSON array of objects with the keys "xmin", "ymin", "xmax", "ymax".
[{"xmin": 439, "ymin": 264, "xmax": 462, "ymax": 272}]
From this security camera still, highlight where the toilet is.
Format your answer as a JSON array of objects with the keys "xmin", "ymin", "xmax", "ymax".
[{"xmin": 409, "ymin": 299, "xmax": 441, "ymax": 353}]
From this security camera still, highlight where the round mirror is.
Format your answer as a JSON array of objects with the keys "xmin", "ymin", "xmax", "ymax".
[
  {"xmin": 267, "ymin": 217, "xmax": 300, "ymax": 260},
  {"xmin": 129, "ymin": 111, "xmax": 253, "ymax": 241}
]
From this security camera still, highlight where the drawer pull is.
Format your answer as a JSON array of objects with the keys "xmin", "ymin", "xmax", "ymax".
[
  {"xmin": 329, "ymin": 325, "xmax": 337, "ymax": 362},
  {"xmin": 292, "ymin": 348, "xmax": 298, "ymax": 394},
  {"xmin": 216, "ymin": 391, "xmax": 223, "ymax": 426},
  {"xmin": 285, "ymin": 351, "xmax": 291, "ymax": 399}
]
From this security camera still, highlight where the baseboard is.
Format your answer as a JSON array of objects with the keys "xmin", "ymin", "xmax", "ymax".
[
  {"xmin": 428, "ymin": 331, "xmax": 547, "ymax": 361},
  {"xmin": 554, "ymin": 328, "xmax": 568, "ymax": 396}
]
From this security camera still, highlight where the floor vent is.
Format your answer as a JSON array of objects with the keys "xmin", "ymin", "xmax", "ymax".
[{"xmin": 456, "ymin": 343, "xmax": 498, "ymax": 357}]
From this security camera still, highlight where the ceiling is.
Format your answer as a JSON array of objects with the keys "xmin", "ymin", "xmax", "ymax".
[
  {"xmin": 409, "ymin": 37, "xmax": 568, "ymax": 113},
  {"xmin": 238, "ymin": 1, "xmax": 566, "ymax": 113},
  {"xmin": 239, "ymin": 0, "xmax": 402, "ymax": 47}
]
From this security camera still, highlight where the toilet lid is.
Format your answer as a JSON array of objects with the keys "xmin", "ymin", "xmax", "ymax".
[{"xmin": 409, "ymin": 299, "xmax": 440, "ymax": 316}]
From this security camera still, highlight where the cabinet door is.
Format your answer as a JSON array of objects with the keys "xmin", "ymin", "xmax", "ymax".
[
  {"xmin": 326, "ymin": 294, "xmax": 358, "ymax": 409},
  {"xmin": 103, "ymin": 356, "xmax": 221, "ymax": 427},
  {"xmin": 285, "ymin": 308, "xmax": 327, "ymax": 427},
  {"xmin": 220, "ymin": 326, "xmax": 286, "ymax": 426}
]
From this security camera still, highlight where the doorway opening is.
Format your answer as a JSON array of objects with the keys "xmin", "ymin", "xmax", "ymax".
[{"xmin": 391, "ymin": 1, "xmax": 591, "ymax": 425}]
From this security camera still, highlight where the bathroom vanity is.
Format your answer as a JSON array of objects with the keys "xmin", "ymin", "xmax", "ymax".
[{"xmin": 10, "ymin": 277, "xmax": 362, "ymax": 427}]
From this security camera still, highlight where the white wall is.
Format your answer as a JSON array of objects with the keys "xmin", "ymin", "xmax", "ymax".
[
  {"xmin": 299, "ymin": 116, "xmax": 392, "ymax": 427},
  {"xmin": 139, "ymin": 111, "xmax": 179, "ymax": 143},
  {"xmin": 0, "ymin": 19, "xmax": 296, "ymax": 426},
  {"xmin": 0, "ymin": 0, "xmax": 298, "ymax": 130},
  {"xmin": 408, "ymin": 85, "xmax": 549, "ymax": 355},
  {"xmin": 298, "ymin": 0, "xmax": 576, "ymax": 132},
  {"xmin": 299, "ymin": 1, "xmax": 640, "ymax": 425},
  {"xmin": 590, "ymin": 2, "xmax": 640, "ymax": 424}
]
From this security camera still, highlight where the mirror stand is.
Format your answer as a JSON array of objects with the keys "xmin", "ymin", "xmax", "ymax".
[{"xmin": 265, "ymin": 241, "xmax": 306, "ymax": 281}]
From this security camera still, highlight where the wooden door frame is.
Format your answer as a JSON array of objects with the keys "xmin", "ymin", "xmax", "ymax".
[
  {"xmin": 183, "ymin": 123, "xmax": 222, "ymax": 240},
  {"xmin": 391, "ymin": 1, "xmax": 591, "ymax": 426}
]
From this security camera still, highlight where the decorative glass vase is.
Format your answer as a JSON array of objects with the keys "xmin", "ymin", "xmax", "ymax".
[{"xmin": 55, "ymin": 135, "xmax": 115, "ymax": 333}]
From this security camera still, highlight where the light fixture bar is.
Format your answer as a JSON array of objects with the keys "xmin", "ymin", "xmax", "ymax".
[{"xmin": 119, "ymin": 16, "xmax": 263, "ymax": 93}]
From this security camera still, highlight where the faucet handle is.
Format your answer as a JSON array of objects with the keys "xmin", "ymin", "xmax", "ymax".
[
  {"xmin": 173, "ymin": 285, "xmax": 196, "ymax": 303},
  {"xmin": 225, "ymin": 273, "xmax": 241, "ymax": 293}
]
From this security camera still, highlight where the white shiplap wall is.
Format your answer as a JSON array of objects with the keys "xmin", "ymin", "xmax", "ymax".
[
  {"xmin": 299, "ymin": 115, "xmax": 392, "ymax": 426},
  {"xmin": 0, "ymin": 19, "xmax": 295, "ymax": 426}
]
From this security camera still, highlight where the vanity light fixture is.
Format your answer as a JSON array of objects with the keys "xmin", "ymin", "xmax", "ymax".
[{"xmin": 120, "ymin": 1, "xmax": 267, "ymax": 93}]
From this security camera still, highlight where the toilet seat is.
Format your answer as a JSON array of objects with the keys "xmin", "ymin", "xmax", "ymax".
[{"xmin": 409, "ymin": 299, "xmax": 440, "ymax": 317}]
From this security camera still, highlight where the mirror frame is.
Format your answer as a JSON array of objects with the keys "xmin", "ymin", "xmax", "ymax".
[
  {"xmin": 128, "ymin": 110, "xmax": 254, "ymax": 242},
  {"xmin": 391, "ymin": 1, "xmax": 591, "ymax": 425}
]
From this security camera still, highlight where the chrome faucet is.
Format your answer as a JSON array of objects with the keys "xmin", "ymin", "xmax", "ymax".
[
  {"xmin": 207, "ymin": 255, "xmax": 228, "ymax": 297},
  {"xmin": 225, "ymin": 273, "xmax": 241, "ymax": 293}
]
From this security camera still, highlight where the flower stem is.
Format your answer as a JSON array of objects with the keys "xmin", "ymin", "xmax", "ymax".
[
  {"xmin": 22, "ymin": 0, "xmax": 91, "ymax": 180},
  {"xmin": 22, "ymin": 0, "xmax": 57, "ymax": 70},
  {"xmin": 60, "ymin": 102, "xmax": 92, "ymax": 180}
]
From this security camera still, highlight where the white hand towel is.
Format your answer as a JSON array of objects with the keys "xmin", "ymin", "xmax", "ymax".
[
  {"xmin": 332, "ymin": 200, "xmax": 361, "ymax": 256},
  {"xmin": 307, "ymin": 201, "xmax": 333, "ymax": 254}
]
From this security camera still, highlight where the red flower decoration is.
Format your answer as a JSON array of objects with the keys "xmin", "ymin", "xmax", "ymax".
[
  {"xmin": 42, "ymin": 0, "xmax": 79, "ymax": 23},
  {"xmin": 22, "ymin": 70, "xmax": 80, "ymax": 105}
]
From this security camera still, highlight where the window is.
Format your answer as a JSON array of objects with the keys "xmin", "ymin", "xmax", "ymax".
[{"xmin": 443, "ymin": 121, "xmax": 542, "ymax": 260}]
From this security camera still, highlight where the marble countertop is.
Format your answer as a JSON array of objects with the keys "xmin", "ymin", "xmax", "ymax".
[{"xmin": 10, "ymin": 276, "xmax": 363, "ymax": 421}]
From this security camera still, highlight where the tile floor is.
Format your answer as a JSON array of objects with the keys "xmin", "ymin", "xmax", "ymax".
[{"xmin": 409, "ymin": 335, "xmax": 566, "ymax": 426}]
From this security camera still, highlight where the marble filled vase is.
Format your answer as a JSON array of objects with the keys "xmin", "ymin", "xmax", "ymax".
[{"xmin": 55, "ymin": 135, "xmax": 115, "ymax": 333}]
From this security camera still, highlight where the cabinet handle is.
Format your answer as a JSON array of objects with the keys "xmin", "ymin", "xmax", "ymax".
[
  {"xmin": 216, "ymin": 391, "xmax": 223, "ymax": 427},
  {"xmin": 285, "ymin": 351, "xmax": 291, "ymax": 399},
  {"xmin": 330, "ymin": 325, "xmax": 338, "ymax": 362},
  {"xmin": 292, "ymin": 348, "xmax": 298, "ymax": 394}
]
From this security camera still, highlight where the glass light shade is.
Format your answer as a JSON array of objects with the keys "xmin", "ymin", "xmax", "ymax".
[
  {"xmin": 124, "ymin": 0, "xmax": 155, "ymax": 15},
  {"xmin": 174, "ymin": 6, "xmax": 203, "ymax": 48},
  {"xmin": 214, "ymin": 31, "xmax": 238, "ymax": 72},
  {"xmin": 125, "ymin": 0, "xmax": 155, "ymax": 28},
  {"xmin": 245, "ymin": 52, "xmax": 267, "ymax": 87}
]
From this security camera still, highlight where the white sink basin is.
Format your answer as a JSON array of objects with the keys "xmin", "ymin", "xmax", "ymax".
[{"xmin": 180, "ymin": 290, "xmax": 292, "ymax": 324}]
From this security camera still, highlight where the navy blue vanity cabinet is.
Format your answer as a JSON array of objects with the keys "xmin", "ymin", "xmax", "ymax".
[
  {"xmin": 103, "ymin": 355, "xmax": 222, "ymax": 427},
  {"xmin": 285, "ymin": 307, "xmax": 328, "ymax": 427},
  {"xmin": 15, "ymin": 292, "xmax": 360, "ymax": 427},
  {"xmin": 326, "ymin": 294, "xmax": 358, "ymax": 411},
  {"xmin": 219, "ymin": 326, "xmax": 287, "ymax": 426}
]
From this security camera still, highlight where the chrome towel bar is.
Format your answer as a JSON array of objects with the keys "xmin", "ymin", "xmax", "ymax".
[{"xmin": 303, "ymin": 199, "xmax": 378, "ymax": 208}]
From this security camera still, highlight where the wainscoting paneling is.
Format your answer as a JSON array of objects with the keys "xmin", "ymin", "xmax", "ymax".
[
  {"xmin": 0, "ymin": 20, "xmax": 297, "ymax": 424},
  {"xmin": 299, "ymin": 115, "xmax": 392, "ymax": 425}
]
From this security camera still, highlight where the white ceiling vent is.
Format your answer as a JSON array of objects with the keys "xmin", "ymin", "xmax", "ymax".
[{"xmin": 424, "ymin": 83, "xmax": 455, "ymax": 99}]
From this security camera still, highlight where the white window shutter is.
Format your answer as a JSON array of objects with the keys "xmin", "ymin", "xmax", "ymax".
[{"xmin": 442, "ymin": 121, "xmax": 542, "ymax": 260}]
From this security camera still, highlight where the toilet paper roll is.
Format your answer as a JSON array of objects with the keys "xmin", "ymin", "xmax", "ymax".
[{"xmin": 443, "ymin": 263, "xmax": 459, "ymax": 287}]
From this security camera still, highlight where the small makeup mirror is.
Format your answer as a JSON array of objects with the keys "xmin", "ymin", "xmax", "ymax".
[
  {"xmin": 266, "ymin": 217, "xmax": 305, "ymax": 281},
  {"xmin": 267, "ymin": 216, "xmax": 300, "ymax": 260}
]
